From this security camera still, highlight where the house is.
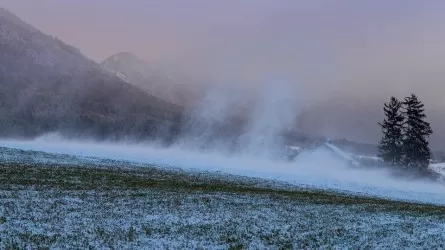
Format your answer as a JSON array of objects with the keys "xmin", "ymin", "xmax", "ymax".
[{"xmin": 285, "ymin": 141, "xmax": 361, "ymax": 168}]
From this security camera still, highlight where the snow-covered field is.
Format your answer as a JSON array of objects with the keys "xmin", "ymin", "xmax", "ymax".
[
  {"xmin": 2, "ymin": 186, "xmax": 445, "ymax": 249},
  {"xmin": 1, "ymin": 138, "xmax": 445, "ymax": 248}
]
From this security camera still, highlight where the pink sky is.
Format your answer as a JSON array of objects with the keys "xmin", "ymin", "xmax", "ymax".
[{"xmin": 2, "ymin": 0, "xmax": 445, "ymax": 106}]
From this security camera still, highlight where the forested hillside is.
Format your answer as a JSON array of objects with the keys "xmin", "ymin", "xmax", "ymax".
[{"xmin": 0, "ymin": 7, "xmax": 182, "ymax": 142}]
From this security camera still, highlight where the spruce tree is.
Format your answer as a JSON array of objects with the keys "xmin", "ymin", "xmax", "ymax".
[
  {"xmin": 378, "ymin": 97, "xmax": 405, "ymax": 166},
  {"xmin": 401, "ymin": 94, "xmax": 433, "ymax": 170}
]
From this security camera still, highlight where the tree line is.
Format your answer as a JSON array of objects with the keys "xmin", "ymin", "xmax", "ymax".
[{"xmin": 378, "ymin": 94, "xmax": 433, "ymax": 171}]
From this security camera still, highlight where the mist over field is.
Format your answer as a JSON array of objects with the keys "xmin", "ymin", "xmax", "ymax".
[
  {"xmin": 0, "ymin": 0, "xmax": 444, "ymax": 199},
  {"xmin": 2, "ymin": 128, "xmax": 445, "ymax": 206},
  {"xmin": 1, "ymin": 0, "xmax": 445, "ymax": 201},
  {"xmin": 1, "ymin": 2, "xmax": 445, "ymax": 248}
]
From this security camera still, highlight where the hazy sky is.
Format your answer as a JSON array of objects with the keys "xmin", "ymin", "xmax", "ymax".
[{"xmin": 3, "ymin": 0, "xmax": 445, "ymax": 106}]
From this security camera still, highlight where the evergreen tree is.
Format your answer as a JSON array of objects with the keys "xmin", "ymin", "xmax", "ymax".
[
  {"xmin": 378, "ymin": 97, "xmax": 405, "ymax": 166},
  {"xmin": 401, "ymin": 94, "xmax": 433, "ymax": 169}
]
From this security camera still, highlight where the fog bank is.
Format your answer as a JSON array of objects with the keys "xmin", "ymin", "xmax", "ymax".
[{"xmin": 1, "ymin": 134, "xmax": 445, "ymax": 205}]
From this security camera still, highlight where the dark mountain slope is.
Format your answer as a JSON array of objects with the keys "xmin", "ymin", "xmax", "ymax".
[{"xmin": 0, "ymin": 7, "xmax": 181, "ymax": 141}]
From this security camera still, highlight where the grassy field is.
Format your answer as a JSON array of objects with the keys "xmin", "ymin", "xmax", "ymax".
[{"xmin": 1, "ymin": 147, "xmax": 445, "ymax": 249}]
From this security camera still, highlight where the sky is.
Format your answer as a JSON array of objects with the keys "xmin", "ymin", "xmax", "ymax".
[{"xmin": 2, "ymin": 0, "xmax": 445, "ymax": 107}]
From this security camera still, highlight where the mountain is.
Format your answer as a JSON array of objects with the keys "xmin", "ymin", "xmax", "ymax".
[
  {"xmin": 1, "ymin": 7, "xmax": 443, "ymax": 150},
  {"xmin": 101, "ymin": 52, "xmax": 197, "ymax": 106},
  {"xmin": 0, "ymin": 7, "xmax": 182, "ymax": 141}
]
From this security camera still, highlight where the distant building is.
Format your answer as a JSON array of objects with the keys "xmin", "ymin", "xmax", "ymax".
[{"xmin": 285, "ymin": 142, "xmax": 361, "ymax": 168}]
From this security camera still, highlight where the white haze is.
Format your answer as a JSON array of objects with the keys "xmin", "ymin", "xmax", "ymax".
[
  {"xmin": 178, "ymin": 78, "xmax": 301, "ymax": 157},
  {"xmin": 0, "ymin": 1, "xmax": 444, "ymax": 210},
  {"xmin": 2, "ymin": 83, "xmax": 445, "ymax": 205},
  {"xmin": 2, "ymin": 134, "xmax": 445, "ymax": 205},
  {"xmin": 2, "ymin": 82, "xmax": 445, "ymax": 204}
]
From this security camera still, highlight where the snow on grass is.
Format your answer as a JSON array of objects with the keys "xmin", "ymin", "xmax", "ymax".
[
  {"xmin": 1, "ymin": 147, "xmax": 445, "ymax": 248},
  {"xmin": 1, "ymin": 176, "xmax": 445, "ymax": 249}
]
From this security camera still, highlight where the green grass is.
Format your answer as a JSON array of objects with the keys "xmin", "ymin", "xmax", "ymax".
[{"xmin": 1, "ymin": 162, "xmax": 444, "ymax": 215}]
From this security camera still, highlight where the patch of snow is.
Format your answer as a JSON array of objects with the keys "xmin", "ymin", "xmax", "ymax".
[
  {"xmin": 430, "ymin": 163, "xmax": 445, "ymax": 178},
  {"xmin": 285, "ymin": 145, "xmax": 302, "ymax": 151}
]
